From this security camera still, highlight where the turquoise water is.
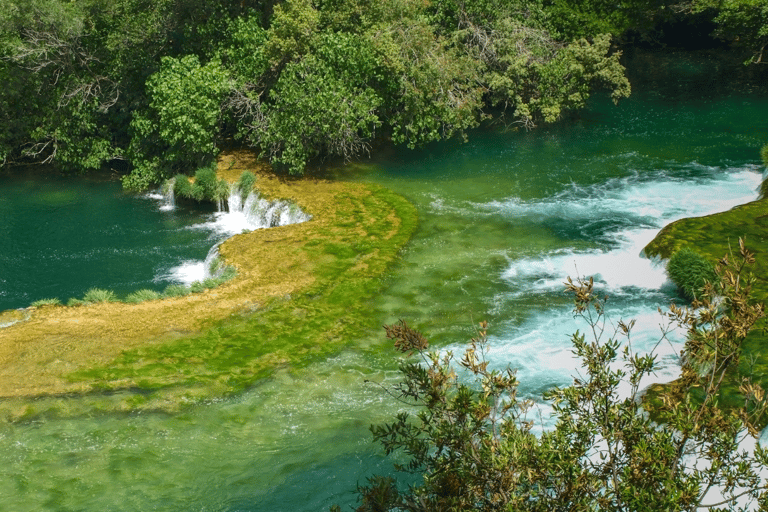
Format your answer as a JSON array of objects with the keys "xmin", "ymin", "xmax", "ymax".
[
  {"xmin": 0, "ymin": 172, "xmax": 221, "ymax": 309},
  {"xmin": 0, "ymin": 49, "xmax": 767, "ymax": 510}
]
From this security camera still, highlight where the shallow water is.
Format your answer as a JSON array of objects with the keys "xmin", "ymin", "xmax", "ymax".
[{"xmin": 1, "ymin": 49, "xmax": 768, "ymax": 510}]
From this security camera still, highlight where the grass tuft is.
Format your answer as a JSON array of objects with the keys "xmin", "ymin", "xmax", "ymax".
[
  {"xmin": 162, "ymin": 284, "xmax": 191, "ymax": 298},
  {"xmin": 125, "ymin": 289, "xmax": 162, "ymax": 304},
  {"xmin": 82, "ymin": 288, "xmax": 117, "ymax": 304},
  {"xmin": 236, "ymin": 171, "xmax": 257, "ymax": 202},
  {"xmin": 31, "ymin": 298, "xmax": 62, "ymax": 307}
]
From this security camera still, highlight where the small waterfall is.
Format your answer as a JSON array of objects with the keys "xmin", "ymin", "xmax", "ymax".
[
  {"xmin": 161, "ymin": 186, "xmax": 311, "ymax": 286},
  {"xmin": 160, "ymin": 178, "xmax": 176, "ymax": 211},
  {"xmin": 219, "ymin": 186, "xmax": 311, "ymax": 233},
  {"xmin": 202, "ymin": 243, "xmax": 225, "ymax": 280}
]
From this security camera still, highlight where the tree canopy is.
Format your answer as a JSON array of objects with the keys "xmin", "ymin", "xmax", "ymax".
[{"xmin": 0, "ymin": 0, "xmax": 763, "ymax": 186}]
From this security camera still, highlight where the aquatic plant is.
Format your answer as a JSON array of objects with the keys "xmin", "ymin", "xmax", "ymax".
[
  {"xmin": 193, "ymin": 165, "xmax": 230, "ymax": 204},
  {"xmin": 666, "ymin": 247, "xmax": 717, "ymax": 301},
  {"xmin": 171, "ymin": 164, "xmax": 231, "ymax": 205},
  {"xmin": 30, "ymin": 298, "xmax": 62, "ymax": 307},
  {"xmin": 162, "ymin": 284, "xmax": 191, "ymax": 298},
  {"xmin": 82, "ymin": 288, "xmax": 118, "ymax": 304},
  {"xmin": 125, "ymin": 289, "xmax": 162, "ymax": 303},
  {"xmin": 173, "ymin": 174, "xmax": 198, "ymax": 200}
]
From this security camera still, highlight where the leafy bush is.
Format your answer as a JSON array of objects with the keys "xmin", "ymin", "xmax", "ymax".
[
  {"xmin": 173, "ymin": 174, "xmax": 200, "ymax": 201},
  {"xmin": 82, "ymin": 288, "xmax": 117, "ymax": 304},
  {"xmin": 172, "ymin": 165, "xmax": 230, "ymax": 204},
  {"xmin": 666, "ymin": 247, "xmax": 717, "ymax": 301},
  {"xmin": 347, "ymin": 241, "xmax": 768, "ymax": 512},
  {"xmin": 761, "ymin": 143, "xmax": 768, "ymax": 167},
  {"xmin": 193, "ymin": 165, "xmax": 230, "ymax": 203},
  {"xmin": 30, "ymin": 298, "xmax": 62, "ymax": 307},
  {"xmin": 124, "ymin": 289, "xmax": 162, "ymax": 303}
]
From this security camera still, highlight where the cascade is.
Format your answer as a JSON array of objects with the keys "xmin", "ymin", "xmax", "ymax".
[
  {"xmin": 160, "ymin": 178, "xmax": 176, "ymax": 211},
  {"xmin": 224, "ymin": 185, "xmax": 311, "ymax": 230},
  {"xmin": 161, "ymin": 186, "xmax": 311, "ymax": 285}
]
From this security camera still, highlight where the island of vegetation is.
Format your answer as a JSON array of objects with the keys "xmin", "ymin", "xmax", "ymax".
[{"xmin": 0, "ymin": 151, "xmax": 416, "ymax": 417}]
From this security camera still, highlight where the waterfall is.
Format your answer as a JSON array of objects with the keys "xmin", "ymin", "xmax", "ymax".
[
  {"xmin": 160, "ymin": 178, "xmax": 176, "ymax": 211},
  {"xmin": 161, "ymin": 186, "xmax": 311, "ymax": 285},
  {"xmin": 213, "ymin": 185, "xmax": 312, "ymax": 235},
  {"xmin": 202, "ymin": 243, "xmax": 225, "ymax": 280}
]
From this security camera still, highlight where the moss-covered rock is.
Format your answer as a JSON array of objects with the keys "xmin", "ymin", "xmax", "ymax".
[{"xmin": 644, "ymin": 197, "xmax": 768, "ymax": 422}]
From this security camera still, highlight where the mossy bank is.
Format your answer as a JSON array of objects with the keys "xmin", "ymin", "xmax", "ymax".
[
  {"xmin": 643, "ymin": 196, "xmax": 768, "ymax": 414},
  {"xmin": 0, "ymin": 151, "xmax": 417, "ymax": 419}
]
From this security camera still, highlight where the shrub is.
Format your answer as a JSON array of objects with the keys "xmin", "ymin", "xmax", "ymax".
[
  {"xmin": 761, "ymin": 143, "xmax": 768, "ymax": 167},
  {"xmin": 347, "ymin": 241, "xmax": 768, "ymax": 512},
  {"xmin": 172, "ymin": 165, "xmax": 231, "ymax": 204},
  {"xmin": 173, "ymin": 174, "xmax": 200, "ymax": 201},
  {"xmin": 666, "ymin": 246, "xmax": 717, "ymax": 301},
  {"xmin": 124, "ymin": 289, "xmax": 162, "ymax": 303},
  {"xmin": 193, "ymin": 165, "xmax": 230, "ymax": 203},
  {"xmin": 30, "ymin": 298, "xmax": 62, "ymax": 307}
]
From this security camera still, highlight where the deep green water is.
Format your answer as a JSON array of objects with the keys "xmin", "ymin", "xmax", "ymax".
[
  {"xmin": 1, "ymin": 49, "xmax": 767, "ymax": 511},
  {"xmin": 0, "ymin": 172, "xmax": 222, "ymax": 310}
]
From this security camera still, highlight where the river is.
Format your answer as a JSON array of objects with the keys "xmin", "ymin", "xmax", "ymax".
[{"xmin": 0, "ymin": 49, "xmax": 767, "ymax": 511}]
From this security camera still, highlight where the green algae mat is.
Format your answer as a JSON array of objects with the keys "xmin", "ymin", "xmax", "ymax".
[{"xmin": 0, "ymin": 153, "xmax": 417, "ymax": 416}]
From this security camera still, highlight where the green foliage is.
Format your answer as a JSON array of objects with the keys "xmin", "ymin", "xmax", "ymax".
[
  {"xmin": 172, "ymin": 174, "xmax": 198, "ymax": 200},
  {"xmin": 761, "ymin": 143, "xmax": 768, "ymax": 167},
  {"xmin": 30, "ymin": 298, "xmax": 62, "ymax": 307},
  {"xmin": 82, "ymin": 287, "xmax": 117, "ymax": 304},
  {"xmin": 263, "ymin": 0, "xmax": 320, "ymax": 69},
  {"xmin": 162, "ymin": 284, "xmax": 191, "ymax": 298},
  {"xmin": 219, "ymin": 15, "xmax": 269, "ymax": 85},
  {"xmin": 124, "ymin": 289, "xmax": 162, "ymax": 304},
  {"xmin": 124, "ymin": 54, "xmax": 230, "ymax": 190},
  {"xmin": 172, "ymin": 164, "xmax": 231, "ymax": 204},
  {"xmin": 260, "ymin": 42, "xmax": 382, "ymax": 173},
  {"xmin": 236, "ymin": 171, "xmax": 256, "ymax": 202},
  {"xmin": 666, "ymin": 246, "xmax": 718, "ymax": 301},
  {"xmin": 693, "ymin": 0, "xmax": 768, "ymax": 63},
  {"xmin": 354, "ymin": 241, "xmax": 767, "ymax": 512},
  {"xmin": 6, "ymin": 0, "xmax": 759, "ymax": 178}
]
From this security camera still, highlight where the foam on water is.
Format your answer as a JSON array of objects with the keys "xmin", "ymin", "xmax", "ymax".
[
  {"xmin": 496, "ymin": 166, "xmax": 761, "ymax": 295},
  {"xmin": 462, "ymin": 165, "xmax": 762, "ymax": 432}
]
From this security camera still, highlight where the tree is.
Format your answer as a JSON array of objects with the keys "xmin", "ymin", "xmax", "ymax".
[
  {"xmin": 691, "ymin": 0, "xmax": 768, "ymax": 64},
  {"xmin": 124, "ymin": 54, "xmax": 229, "ymax": 190},
  {"xmin": 348, "ymin": 239, "xmax": 768, "ymax": 511}
]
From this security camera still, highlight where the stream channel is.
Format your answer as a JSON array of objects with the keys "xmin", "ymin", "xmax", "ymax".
[{"xmin": 1, "ymin": 49, "xmax": 767, "ymax": 511}]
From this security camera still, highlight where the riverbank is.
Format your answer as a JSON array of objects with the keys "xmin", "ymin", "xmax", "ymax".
[
  {"xmin": 643, "ymin": 194, "xmax": 768, "ymax": 412},
  {"xmin": 0, "ymin": 151, "xmax": 417, "ymax": 417}
]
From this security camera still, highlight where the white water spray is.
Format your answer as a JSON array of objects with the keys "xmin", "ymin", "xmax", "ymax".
[{"xmin": 158, "ymin": 186, "xmax": 311, "ymax": 285}]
